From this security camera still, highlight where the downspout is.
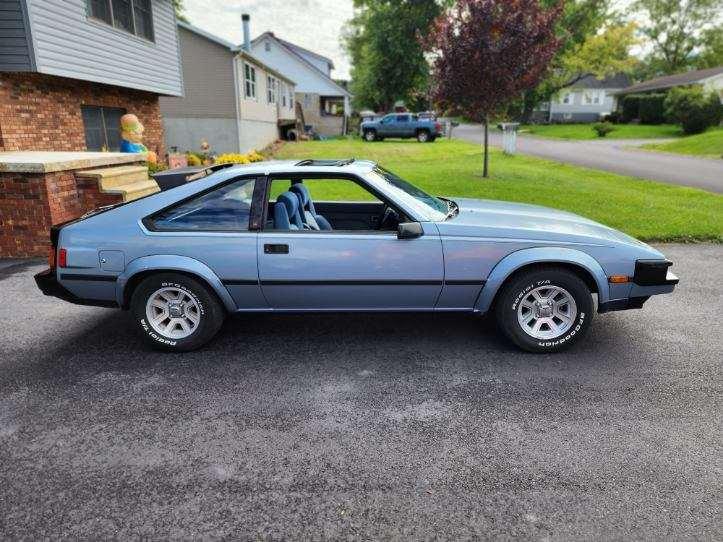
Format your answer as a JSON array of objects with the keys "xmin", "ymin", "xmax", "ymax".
[{"xmin": 232, "ymin": 55, "xmax": 242, "ymax": 152}]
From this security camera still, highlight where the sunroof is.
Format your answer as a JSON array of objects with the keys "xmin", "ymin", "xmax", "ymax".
[{"xmin": 294, "ymin": 159, "xmax": 355, "ymax": 167}]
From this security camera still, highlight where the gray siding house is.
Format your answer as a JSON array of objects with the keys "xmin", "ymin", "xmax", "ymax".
[
  {"xmin": 534, "ymin": 74, "xmax": 631, "ymax": 123},
  {"xmin": 160, "ymin": 20, "xmax": 296, "ymax": 155},
  {"xmin": 0, "ymin": 0, "xmax": 182, "ymax": 156}
]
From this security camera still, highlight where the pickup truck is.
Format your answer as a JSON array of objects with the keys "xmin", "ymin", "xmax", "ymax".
[{"xmin": 360, "ymin": 113, "xmax": 442, "ymax": 143}]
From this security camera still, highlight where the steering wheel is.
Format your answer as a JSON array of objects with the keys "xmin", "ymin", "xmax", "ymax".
[{"xmin": 379, "ymin": 205, "xmax": 400, "ymax": 230}]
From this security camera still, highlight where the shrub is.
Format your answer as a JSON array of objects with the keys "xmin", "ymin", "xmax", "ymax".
[
  {"xmin": 147, "ymin": 161, "xmax": 167, "ymax": 175},
  {"xmin": 622, "ymin": 94, "xmax": 642, "ymax": 122},
  {"xmin": 214, "ymin": 151, "xmax": 265, "ymax": 165},
  {"xmin": 186, "ymin": 152, "xmax": 202, "ymax": 166},
  {"xmin": 638, "ymin": 93, "xmax": 666, "ymax": 124},
  {"xmin": 592, "ymin": 122, "xmax": 615, "ymax": 137},
  {"xmin": 603, "ymin": 111, "xmax": 621, "ymax": 124},
  {"xmin": 664, "ymin": 86, "xmax": 722, "ymax": 135}
]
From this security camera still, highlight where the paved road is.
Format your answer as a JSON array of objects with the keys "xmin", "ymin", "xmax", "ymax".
[
  {"xmin": 454, "ymin": 123, "xmax": 723, "ymax": 194},
  {"xmin": 1, "ymin": 245, "xmax": 721, "ymax": 539}
]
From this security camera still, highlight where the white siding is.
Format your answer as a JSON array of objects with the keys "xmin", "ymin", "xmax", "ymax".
[
  {"xmin": 250, "ymin": 36, "xmax": 346, "ymax": 96},
  {"xmin": 293, "ymin": 50, "xmax": 330, "ymax": 76},
  {"xmin": 550, "ymin": 89, "xmax": 620, "ymax": 116},
  {"xmin": 26, "ymin": 0, "xmax": 183, "ymax": 96}
]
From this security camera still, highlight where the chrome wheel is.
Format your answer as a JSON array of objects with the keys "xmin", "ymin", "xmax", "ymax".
[
  {"xmin": 364, "ymin": 131, "xmax": 375, "ymax": 141},
  {"xmin": 145, "ymin": 287, "xmax": 201, "ymax": 340},
  {"xmin": 516, "ymin": 285, "xmax": 577, "ymax": 340}
]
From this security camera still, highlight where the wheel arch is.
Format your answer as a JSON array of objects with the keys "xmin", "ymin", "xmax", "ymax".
[
  {"xmin": 475, "ymin": 247, "xmax": 609, "ymax": 314},
  {"xmin": 117, "ymin": 255, "xmax": 237, "ymax": 312}
]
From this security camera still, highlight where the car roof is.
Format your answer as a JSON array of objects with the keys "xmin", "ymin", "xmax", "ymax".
[{"xmin": 215, "ymin": 159, "xmax": 378, "ymax": 177}]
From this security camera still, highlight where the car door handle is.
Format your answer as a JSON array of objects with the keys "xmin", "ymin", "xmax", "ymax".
[{"xmin": 264, "ymin": 243, "xmax": 289, "ymax": 254}]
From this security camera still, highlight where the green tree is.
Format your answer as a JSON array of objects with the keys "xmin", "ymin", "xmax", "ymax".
[
  {"xmin": 517, "ymin": 1, "xmax": 637, "ymax": 122},
  {"xmin": 343, "ymin": 0, "xmax": 444, "ymax": 112},
  {"xmin": 172, "ymin": 0, "xmax": 188, "ymax": 23},
  {"xmin": 632, "ymin": 0, "xmax": 723, "ymax": 76},
  {"xmin": 695, "ymin": 25, "xmax": 723, "ymax": 69}
]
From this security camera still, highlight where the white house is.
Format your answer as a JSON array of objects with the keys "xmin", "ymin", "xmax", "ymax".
[
  {"xmin": 534, "ymin": 74, "xmax": 631, "ymax": 123},
  {"xmin": 614, "ymin": 66, "xmax": 723, "ymax": 102},
  {"xmin": 249, "ymin": 29, "xmax": 352, "ymax": 137},
  {"xmin": 160, "ymin": 19, "xmax": 295, "ymax": 155}
]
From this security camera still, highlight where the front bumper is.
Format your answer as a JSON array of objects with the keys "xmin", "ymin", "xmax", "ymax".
[
  {"xmin": 34, "ymin": 268, "xmax": 117, "ymax": 308},
  {"xmin": 599, "ymin": 260, "xmax": 679, "ymax": 313}
]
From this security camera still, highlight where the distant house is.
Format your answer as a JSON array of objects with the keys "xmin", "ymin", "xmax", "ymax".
[
  {"xmin": 249, "ymin": 31, "xmax": 352, "ymax": 137},
  {"xmin": 0, "ymin": 0, "xmax": 183, "ymax": 156},
  {"xmin": 534, "ymin": 74, "xmax": 631, "ymax": 123},
  {"xmin": 614, "ymin": 66, "xmax": 723, "ymax": 101},
  {"xmin": 160, "ymin": 19, "xmax": 295, "ymax": 155}
]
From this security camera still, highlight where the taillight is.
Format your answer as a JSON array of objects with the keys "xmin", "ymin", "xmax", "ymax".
[
  {"xmin": 58, "ymin": 248, "xmax": 67, "ymax": 268},
  {"xmin": 48, "ymin": 247, "xmax": 56, "ymax": 268},
  {"xmin": 435, "ymin": 122, "xmax": 442, "ymax": 131}
]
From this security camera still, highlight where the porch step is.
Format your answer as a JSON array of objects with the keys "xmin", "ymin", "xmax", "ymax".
[
  {"xmin": 105, "ymin": 180, "xmax": 160, "ymax": 202},
  {"xmin": 76, "ymin": 165, "xmax": 149, "ymax": 189}
]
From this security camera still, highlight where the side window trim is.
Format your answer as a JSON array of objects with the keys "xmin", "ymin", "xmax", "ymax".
[{"xmin": 143, "ymin": 174, "xmax": 259, "ymax": 233}]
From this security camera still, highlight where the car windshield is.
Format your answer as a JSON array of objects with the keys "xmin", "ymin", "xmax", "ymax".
[{"xmin": 367, "ymin": 166, "xmax": 449, "ymax": 221}]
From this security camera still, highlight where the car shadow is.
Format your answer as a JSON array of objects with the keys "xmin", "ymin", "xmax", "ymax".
[{"xmin": 17, "ymin": 307, "xmax": 639, "ymax": 389}]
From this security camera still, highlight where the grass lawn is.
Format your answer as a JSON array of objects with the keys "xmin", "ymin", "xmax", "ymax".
[
  {"xmin": 271, "ymin": 138, "xmax": 722, "ymax": 242},
  {"xmin": 521, "ymin": 123, "xmax": 682, "ymax": 140},
  {"xmin": 641, "ymin": 127, "xmax": 723, "ymax": 159}
]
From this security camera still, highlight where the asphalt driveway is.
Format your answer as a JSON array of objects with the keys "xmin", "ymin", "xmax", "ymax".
[
  {"xmin": 1, "ymin": 244, "xmax": 721, "ymax": 539},
  {"xmin": 454, "ymin": 123, "xmax": 723, "ymax": 194}
]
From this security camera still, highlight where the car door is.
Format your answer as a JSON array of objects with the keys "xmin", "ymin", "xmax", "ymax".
[
  {"xmin": 395, "ymin": 114, "xmax": 413, "ymax": 137},
  {"xmin": 257, "ymin": 175, "xmax": 444, "ymax": 310}
]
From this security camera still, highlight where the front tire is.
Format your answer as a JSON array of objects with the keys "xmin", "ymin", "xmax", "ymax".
[
  {"xmin": 130, "ymin": 273, "xmax": 225, "ymax": 352},
  {"xmin": 363, "ymin": 129, "xmax": 377, "ymax": 142},
  {"xmin": 494, "ymin": 267, "xmax": 593, "ymax": 353}
]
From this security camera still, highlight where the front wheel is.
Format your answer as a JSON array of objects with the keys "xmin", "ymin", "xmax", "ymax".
[
  {"xmin": 495, "ymin": 267, "xmax": 593, "ymax": 353},
  {"xmin": 363, "ymin": 130, "xmax": 377, "ymax": 142},
  {"xmin": 130, "ymin": 273, "xmax": 225, "ymax": 352}
]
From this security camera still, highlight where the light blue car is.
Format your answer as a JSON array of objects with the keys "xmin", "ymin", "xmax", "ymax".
[{"xmin": 35, "ymin": 159, "xmax": 678, "ymax": 353}]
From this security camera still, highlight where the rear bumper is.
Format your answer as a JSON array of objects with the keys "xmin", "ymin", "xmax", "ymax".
[{"xmin": 34, "ymin": 268, "xmax": 117, "ymax": 308}]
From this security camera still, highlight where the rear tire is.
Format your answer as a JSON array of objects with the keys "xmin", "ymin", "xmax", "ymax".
[
  {"xmin": 494, "ymin": 267, "xmax": 593, "ymax": 353},
  {"xmin": 130, "ymin": 273, "xmax": 225, "ymax": 352},
  {"xmin": 417, "ymin": 130, "xmax": 430, "ymax": 143}
]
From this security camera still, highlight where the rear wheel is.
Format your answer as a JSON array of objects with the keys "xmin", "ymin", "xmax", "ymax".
[
  {"xmin": 363, "ymin": 129, "xmax": 377, "ymax": 142},
  {"xmin": 416, "ymin": 130, "xmax": 430, "ymax": 143},
  {"xmin": 130, "ymin": 273, "xmax": 225, "ymax": 352},
  {"xmin": 494, "ymin": 267, "xmax": 593, "ymax": 353}
]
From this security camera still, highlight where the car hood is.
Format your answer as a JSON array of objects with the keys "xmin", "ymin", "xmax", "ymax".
[{"xmin": 439, "ymin": 198, "xmax": 657, "ymax": 251}]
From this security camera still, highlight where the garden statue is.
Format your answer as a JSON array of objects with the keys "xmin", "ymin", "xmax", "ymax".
[{"xmin": 120, "ymin": 113, "xmax": 157, "ymax": 163}]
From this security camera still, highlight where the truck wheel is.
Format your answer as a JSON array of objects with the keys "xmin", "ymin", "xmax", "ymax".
[
  {"xmin": 416, "ymin": 130, "xmax": 430, "ymax": 143},
  {"xmin": 494, "ymin": 267, "xmax": 593, "ymax": 353},
  {"xmin": 363, "ymin": 130, "xmax": 377, "ymax": 142},
  {"xmin": 130, "ymin": 273, "xmax": 225, "ymax": 352}
]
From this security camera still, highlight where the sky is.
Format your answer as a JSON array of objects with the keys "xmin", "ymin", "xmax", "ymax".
[
  {"xmin": 182, "ymin": 0, "xmax": 646, "ymax": 82},
  {"xmin": 183, "ymin": 0, "xmax": 356, "ymax": 80}
]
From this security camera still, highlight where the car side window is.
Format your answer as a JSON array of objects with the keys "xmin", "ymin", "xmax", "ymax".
[
  {"xmin": 150, "ymin": 178, "xmax": 256, "ymax": 231},
  {"xmin": 396, "ymin": 115, "xmax": 408, "ymax": 122}
]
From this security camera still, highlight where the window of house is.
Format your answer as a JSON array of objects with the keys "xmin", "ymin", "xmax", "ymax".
[
  {"xmin": 81, "ymin": 105, "xmax": 127, "ymax": 152},
  {"xmin": 244, "ymin": 63, "xmax": 256, "ymax": 99},
  {"xmin": 149, "ymin": 178, "xmax": 256, "ymax": 232},
  {"xmin": 280, "ymin": 82, "xmax": 287, "ymax": 107},
  {"xmin": 560, "ymin": 91, "xmax": 573, "ymax": 104},
  {"xmin": 583, "ymin": 90, "xmax": 604, "ymax": 105},
  {"xmin": 289, "ymin": 88, "xmax": 295, "ymax": 109},
  {"xmin": 267, "ymin": 75, "xmax": 277, "ymax": 104},
  {"xmin": 321, "ymin": 96, "xmax": 344, "ymax": 116},
  {"xmin": 88, "ymin": 0, "xmax": 154, "ymax": 41}
]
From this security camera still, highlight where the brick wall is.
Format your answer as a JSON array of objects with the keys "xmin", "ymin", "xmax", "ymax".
[
  {"xmin": 0, "ymin": 169, "xmax": 122, "ymax": 258},
  {"xmin": 0, "ymin": 72, "xmax": 164, "ymax": 158}
]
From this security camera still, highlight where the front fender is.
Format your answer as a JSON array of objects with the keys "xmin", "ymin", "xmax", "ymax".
[
  {"xmin": 116, "ymin": 255, "xmax": 237, "ymax": 312},
  {"xmin": 475, "ymin": 247, "xmax": 609, "ymax": 313}
]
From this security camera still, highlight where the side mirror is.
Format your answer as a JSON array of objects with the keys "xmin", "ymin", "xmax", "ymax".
[{"xmin": 397, "ymin": 222, "xmax": 424, "ymax": 239}]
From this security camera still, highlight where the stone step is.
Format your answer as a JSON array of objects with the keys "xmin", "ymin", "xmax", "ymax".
[
  {"xmin": 76, "ymin": 165, "xmax": 149, "ymax": 189},
  {"xmin": 105, "ymin": 179, "xmax": 160, "ymax": 202}
]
